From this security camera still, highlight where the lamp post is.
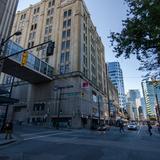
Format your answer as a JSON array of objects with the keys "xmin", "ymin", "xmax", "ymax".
[
  {"xmin": 0, "ymin": 31, "xmax": 22, "ymax": 132},
  {"xmin": 0, "ymin": 31, "xmax": 22, "ymax": 55}
]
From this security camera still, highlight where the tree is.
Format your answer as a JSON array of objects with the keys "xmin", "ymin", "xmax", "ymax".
[{"xmin": 109, "ymin": 0, "xmax": 160, "ymax": 78}]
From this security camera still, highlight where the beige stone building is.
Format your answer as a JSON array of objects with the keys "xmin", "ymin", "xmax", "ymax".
[{"xmin": 5, "ymin": 0, "xmax": 110, "ymax": 128}]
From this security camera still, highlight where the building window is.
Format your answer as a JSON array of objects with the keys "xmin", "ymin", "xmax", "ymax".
[
  {"xmin": 37, "ymin": 7, "xmax": 40, "ymax": 13},
  {"xmin": 52, "ymin": 0, "xmax": 55, "ymax": 5},
  {"xmin": 34, "ymin": 24, "xmax": 37, "ymax": 30},
  {"xmin": 45, "ymin": 27, "xmax": 49, "ymax": 34},
  {"xmin": 31, "ymin": 42, "xmax": 34, "ymax": 47},
  {"xmin": 66, "ymin": 40, "xmax": 70, "ymax": 49},
  {"xmin": 34, "ymin": 9, "xmax": 36, "ymax": 14},
  {"xmin": 65, "ymin": 64, "xmax": 70, "ymax": 73},
  {"xmin": 68, "ymin": 10, "xmax": 72, "ymax": 17},
  {"xmin": 60, "ymin": 66, "xmax": 65, "ymax": 74},
  {"xmin": 31, "ymin": 25, "xmax": 34, "ymax": 31},
  {"xmin": 63, "ymin": 21, "xmax": 67, "ymax": 28},
  {"xmin": 62, "ymin": 31, "xmax": 66, "ymax": 39},
  {"xmin": 46, "ymin": 18, "xmax": 49, "ymax": 25},
  {"xmin": 61, "ymin": 41, "xmax": 65, "ymax": 50},
  {"xmin": 60, "ymin": 53, "xmax": 65, "ymax": 63},
  {"xmin": 51, "ymin": 8, "xmax": 54, "ymax": 14},
  {"xmin": 67, "ymin": 19, "xmax": 71, "ymax": 27},
  {"xmin": 67, "ymin": 29, "xmax": 70, "ymax": 37},
  {"xmin": 47, "ymin": 10, "xmax": 51, "ymax": 16},
  {"xmin": 64, "ymin": 11, "xmax": 67, "ymax": 18},
  {"xmin": 28, "ymin": 42, "xmax": 30, "ymax": 48},
  {"xmin": 49, "ymin": 25, "xmax": 52, "ymax": 33},
  {"xmin": 50, "ymin": 17, "xmax": 53, "ymax": 24},
  {"xmin": 48, "ymin": 1, "xmax": 52, "ymax": 8},
  {"xmin": 66, "ymin": 52, "xmax": 69, "ymax": 61}
]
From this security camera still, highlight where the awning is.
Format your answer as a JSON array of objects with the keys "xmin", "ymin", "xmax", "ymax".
[
  {"xmin": 0, "ymin": 96, "xmax": 19, "ymax": 104},
  {"xmin": 0, "ymin": 88, "xmax": 9, "ymax": 95}
]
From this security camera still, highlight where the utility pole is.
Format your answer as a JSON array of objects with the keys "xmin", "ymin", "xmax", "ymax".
[
  {"xmin": 97, "ymin": 95, "xmax": 101, "ymax": 126},
  {"xmin": 57, "ymin": 88, "xmax": 62, "ymax": 129}
]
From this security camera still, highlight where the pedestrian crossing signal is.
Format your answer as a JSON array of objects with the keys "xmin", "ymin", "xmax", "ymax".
[{"xmin": 21, "ymin": 52, "xmax": 28, "ymax": 66}]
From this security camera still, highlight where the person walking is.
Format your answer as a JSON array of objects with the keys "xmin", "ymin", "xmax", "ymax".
[
  {"xmin": 4, "ymin": 122, "xmax": 13, "ymax": 140},
  {"xmin": 119, "ymin": 119, "xmax": 125, "ymax": 133},
  {"xmin": 147, "ymin": 121, "xmax": 152, "ymax": 136}
]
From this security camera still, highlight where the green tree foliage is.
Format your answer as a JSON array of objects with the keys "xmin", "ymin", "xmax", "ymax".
[{"xmin": 109, "ymin": 0, "xmax": 160, "ymax": 77}]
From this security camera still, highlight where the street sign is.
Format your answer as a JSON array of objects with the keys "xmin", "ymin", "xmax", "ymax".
[{"xmin": 62, "ymin": 92, "xmax": 80, "ymax": 96}]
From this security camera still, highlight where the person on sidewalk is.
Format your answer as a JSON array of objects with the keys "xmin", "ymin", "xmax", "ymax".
[
  {"xmin": 119, "ymin": 119, "xmax": 125, "ymax": 133},
  {"xmin": 147, "ymin": 121, "xmax": 152, "ymax": 136},
  {"xmin": 4, "ymin": 122, "xmax": 13, "ymax": 140}
]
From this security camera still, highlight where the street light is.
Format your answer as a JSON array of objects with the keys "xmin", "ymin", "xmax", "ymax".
[{"xmin": 0, "ymin": 31, "xmax": 22, "ymax": 50}]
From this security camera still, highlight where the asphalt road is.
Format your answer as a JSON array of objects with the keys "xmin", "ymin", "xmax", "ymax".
[{"xmin": 0, "ymin": 125, "xmax": 160, "ymax": 160}]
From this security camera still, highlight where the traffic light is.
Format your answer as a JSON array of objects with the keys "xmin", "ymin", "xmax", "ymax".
[
  {"xmin": 46, "ymin": 41, "xmax": 55, "ymax": 56},
  {"xmin": 21, "ymin": 51, "xmax": 28, "ymax": 66}
]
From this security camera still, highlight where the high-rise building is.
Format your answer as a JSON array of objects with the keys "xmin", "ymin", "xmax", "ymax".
[
  {"xmin": 0, "ymin": 0, "xmax": 19, "ymax": 83},
  {"xmin": 0, "ymin": 0, "xmax": 19, "ymax": 43},
  {"xmin": 142, "ymin": 81, "xmax": 160, "ymax": 119},
  {"xmin": 3, "ymin": 0, "xmax": 108, "ymax": 128},
  {"xmin": 127, "ymin": 89, "xmax": 142, "ymax": 121},
  {"xmin": 107, "ymin": 62, "xmax": 126, "ymax": 108},
  {"xmin": 141, "ymin": 97, "xmax": 147, "ymax": 119}
]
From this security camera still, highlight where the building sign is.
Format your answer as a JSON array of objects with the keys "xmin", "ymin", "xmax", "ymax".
[{"xmin": 81, "ymin": 81, "xmax": 89, "ymax": 88}]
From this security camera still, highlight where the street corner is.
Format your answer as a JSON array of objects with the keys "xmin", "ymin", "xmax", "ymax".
[{"xmin": 0, "ymin": 134, "xmax": 17, "ymax": 146}]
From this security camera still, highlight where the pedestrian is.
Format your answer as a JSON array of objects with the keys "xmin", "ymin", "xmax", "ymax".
[
  {"xmin": 119, "ymin": 119, "xmax": 125, "ymax": 133},
  {"xmin": 147, "ymin": 121, "xmax": 152, "ymax": 136},
  {"xmin": 4, "ymin": 122, "xmax": 13, "ymax": 140}
]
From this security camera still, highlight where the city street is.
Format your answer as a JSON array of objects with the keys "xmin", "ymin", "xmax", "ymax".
[{"xmin": 0, "ymin": 125, "xmax": 160, "ymax": 160}]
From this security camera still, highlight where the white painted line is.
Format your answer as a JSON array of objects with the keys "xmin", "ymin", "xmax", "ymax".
[
  {"xmin": 137, "ymin": 125, "xmax": 142, "ymax": 136},
  {"xmin": 21, "ymin": 131, "xmax": 57, "ymax": 137},
  {"xmin": 24, "ymin": 132, "xmax": 69, "ymax": 141}
]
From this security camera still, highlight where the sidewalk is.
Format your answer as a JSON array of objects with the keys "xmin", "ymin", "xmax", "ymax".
[{"xmin": 0, "ymin": 133, "xmax": 16, "ymax": 146}]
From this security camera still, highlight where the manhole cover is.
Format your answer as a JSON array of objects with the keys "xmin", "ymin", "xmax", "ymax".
[{"xmin": 0, "ymin": 156, "xmax": 10, "ymax": 160}]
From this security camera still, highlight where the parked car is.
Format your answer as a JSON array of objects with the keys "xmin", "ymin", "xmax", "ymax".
[{"xmin": 127, "ymin": 122, "xmax": 138, "ymax": 130}]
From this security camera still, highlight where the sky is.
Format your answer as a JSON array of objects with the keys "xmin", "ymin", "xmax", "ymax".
[{"xmin": 17, "ymin": 0, "xmax": 145, "ymax": 95}]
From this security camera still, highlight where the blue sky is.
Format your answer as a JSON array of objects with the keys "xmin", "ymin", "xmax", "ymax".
[{"xmin": 17, "ymin": 0, "xmax": 144, "ymax": 95}]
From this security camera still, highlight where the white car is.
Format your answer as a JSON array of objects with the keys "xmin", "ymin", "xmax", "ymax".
[{"xmin": 128, "ymin": 122, "xmax": 138, "ymax": 130}]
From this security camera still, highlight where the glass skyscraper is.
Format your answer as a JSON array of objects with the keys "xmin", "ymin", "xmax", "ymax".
[
  {"xmin": 142, "ymin": 81, "xmax": 160, "ymax": 119},
  {"xmin": 107, "ymin": 62, "xmax": 126, "ymax": 108}
]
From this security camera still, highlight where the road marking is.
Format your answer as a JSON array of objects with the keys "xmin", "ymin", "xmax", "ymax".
[
  {"xmin": 24, "ymin": 132, "xmax": 70, "ymax": 141},
  {"xmin": 21, "ymin": 131, "xmax": 58, "ymax": 137},
  {"xmin": 137, "ymin": 125, "xmax": 142, "ymax": 136}
]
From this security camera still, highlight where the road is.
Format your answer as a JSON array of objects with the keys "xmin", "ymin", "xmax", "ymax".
[{"xmin": 0, "ymin": 125, "xmax": 160, "ymax": 160}]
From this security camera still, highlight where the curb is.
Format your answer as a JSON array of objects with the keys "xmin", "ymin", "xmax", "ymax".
[{"xmin": 0, "ymin": 139, "xmax": 16, "ymax": 146}]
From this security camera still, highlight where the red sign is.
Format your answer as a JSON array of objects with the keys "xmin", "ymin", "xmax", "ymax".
[{"xmin": 82, "ymin": 81, "xmax": 89, "ymax": 88}]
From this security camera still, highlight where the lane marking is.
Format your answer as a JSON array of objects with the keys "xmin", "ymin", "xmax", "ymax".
[
  {"xmin": 21, "ymin": 131, "xmax": 58, "ymax": 137},
  {"xmin": 137, "ymin": 125, "xmax": 142, "ymax": 136},
  {"xmin": 24, "ymin": 132, "xmax": 70, "ymax": 141}
]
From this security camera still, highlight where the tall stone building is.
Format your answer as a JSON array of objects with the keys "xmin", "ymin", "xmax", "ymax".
[
  {"xmin": 0, "ymin": 0, "xmax": 19, "ymax": 43},
  {"xmin": 7, "ymin": 0, "xmax": 108, "ymax": 128},
  {"xmin": 0, "ymin": 0, "xmax": 19, "ymax": 79}
]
